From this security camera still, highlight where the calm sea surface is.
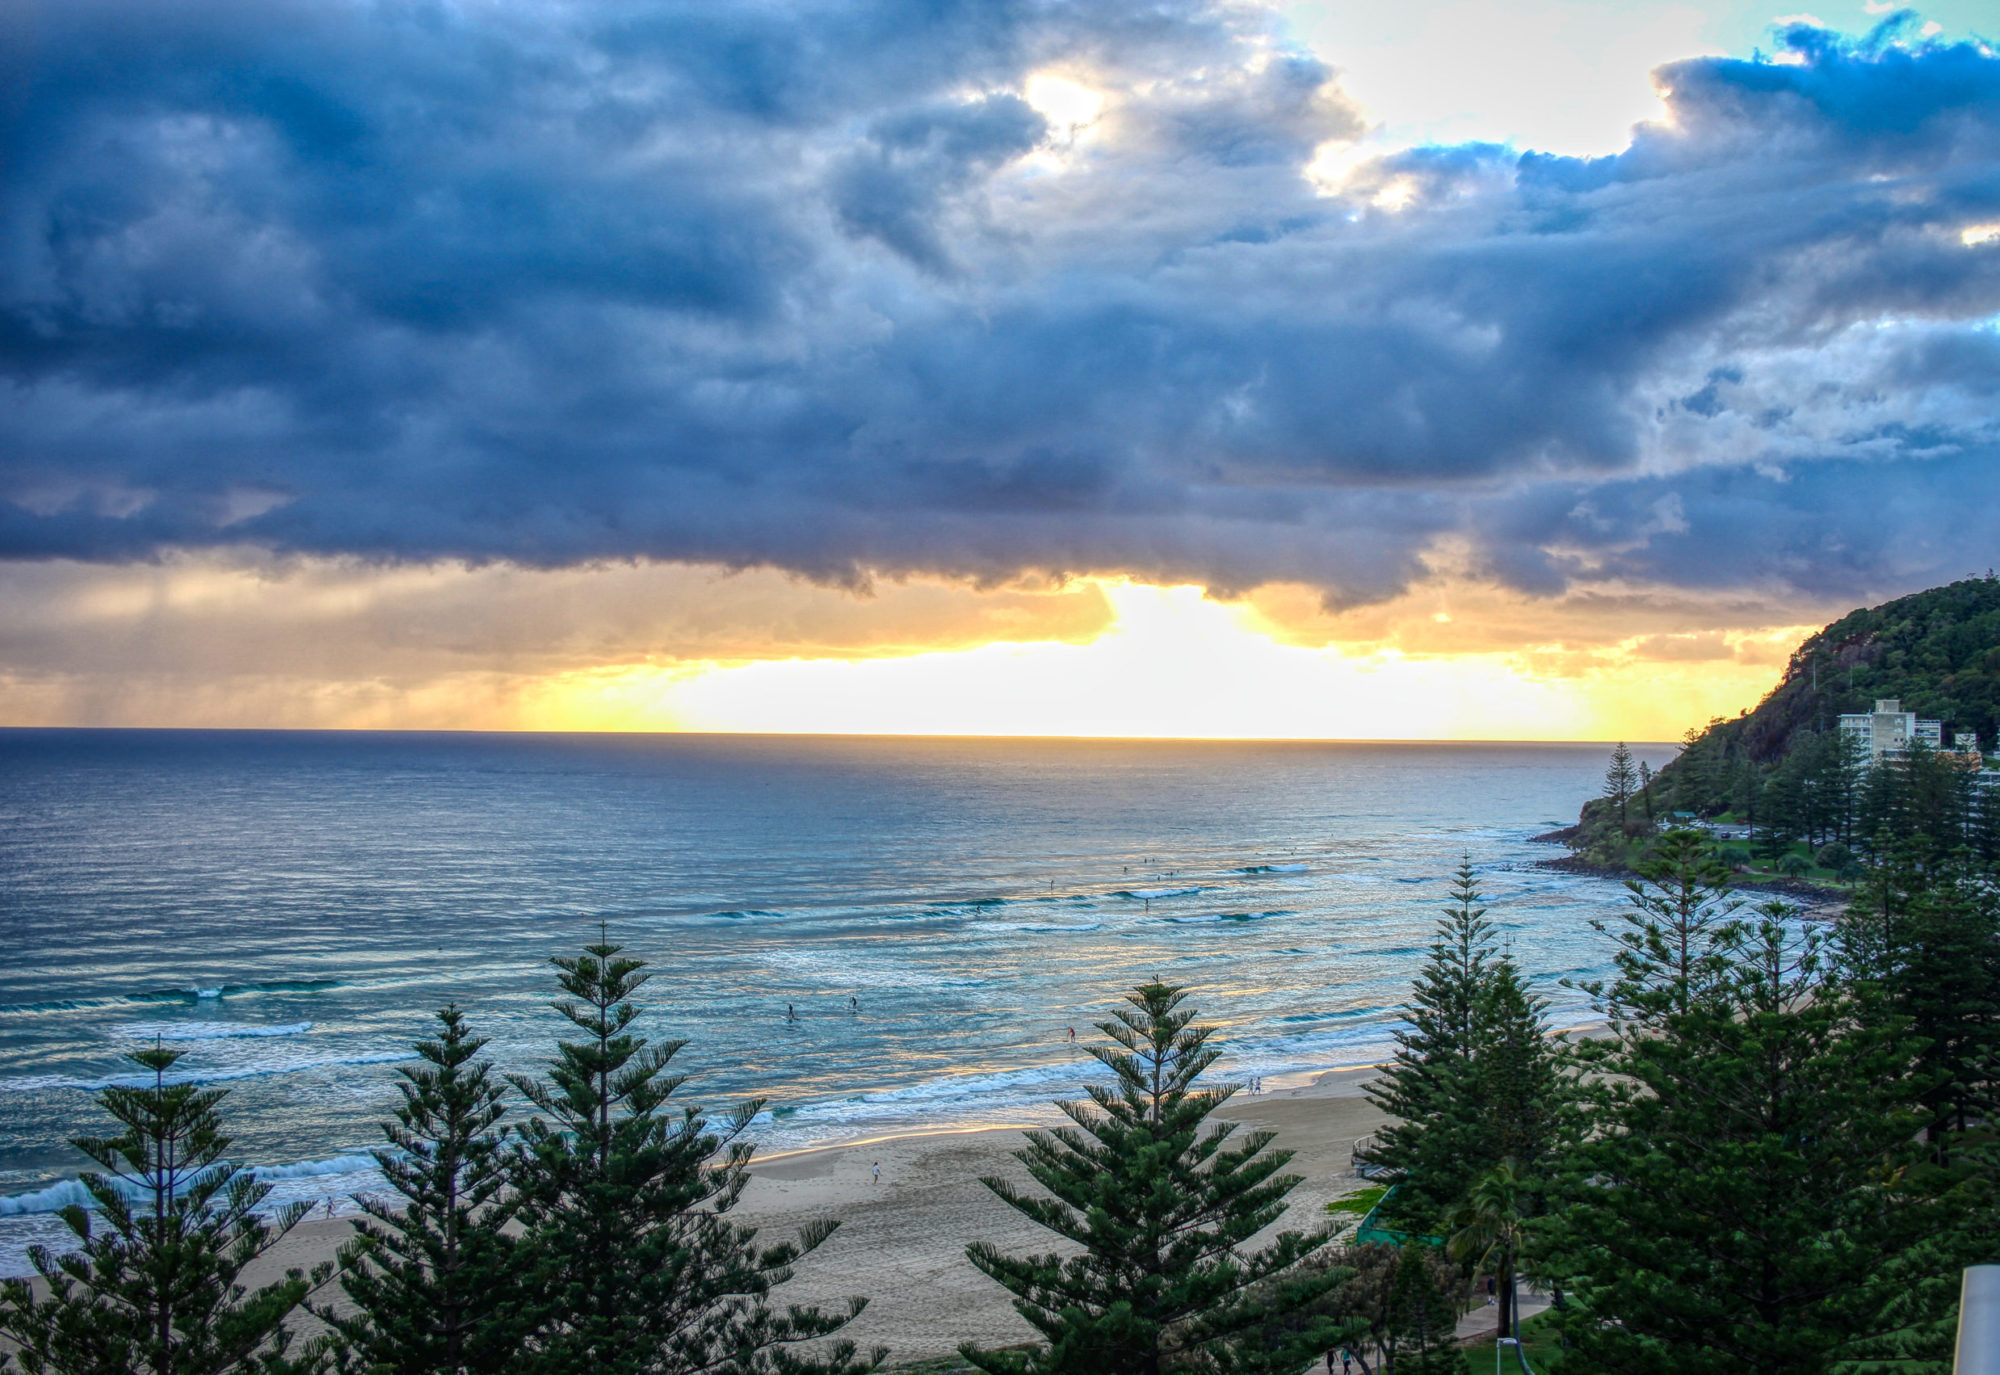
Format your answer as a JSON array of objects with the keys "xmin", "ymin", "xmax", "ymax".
[{"xmin": 0, "ymin": 729, "xmax": 1673, "ymax": 1273}]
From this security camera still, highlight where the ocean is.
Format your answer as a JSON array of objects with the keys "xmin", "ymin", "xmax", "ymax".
[{"xmin": 0, "ymin": 729, "xmax": 1673, "ymax": 1274}]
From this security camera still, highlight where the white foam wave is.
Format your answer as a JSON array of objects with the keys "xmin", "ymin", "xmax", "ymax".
[
  {"xmin": 2, "ymin": 1051, "xmax": 415, "ymax": 1093},
  {"xmin": 250, "ymin": 1153, "xmax": 382, "ymax": 1182},
  {"xmin": 752, "ymin": 946, "xmax": 1026, "ymax": 993},
  {"xmin": 113, "ymin": 1021, "xmax": 314, "ymax": 1041},
  {"xmin": 0, "ymin": 1179, "xmax": 101, "ymax": 1216},
  {"xmin": 745, "ymin": 1014, "xmax": 1436, "ymax": 1151},
  {"xmin": 1122, "ymin": 886, "xmax": 1204, "ymax": 900},
  {"xmin": 0, "ymin": 1154, "xmax": 387, "ymax": 1214},
  {"xmin": 759, "ymin": 1057, "xmax": 1105, "ymax": 1135}
]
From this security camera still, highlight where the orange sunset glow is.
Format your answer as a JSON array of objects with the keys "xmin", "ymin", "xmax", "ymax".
[{"xmin": 0, "ymin": 560, "xmax": 1811, "ymax": 739}]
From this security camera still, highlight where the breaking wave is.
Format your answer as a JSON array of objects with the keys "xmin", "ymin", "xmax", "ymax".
[
  {"xmin": 2, "ymin": 1051, "xmax": 415, "ymax": 1094},
  {"xmin": 112, "ymin": 1021, "xmax": 314, "ymax": 1041}
]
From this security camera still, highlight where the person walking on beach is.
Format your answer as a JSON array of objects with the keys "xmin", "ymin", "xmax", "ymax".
[
  {"xmin": 871, "ymin": 1161, "xmax": 880, "ymax": 1185},
  {"xmin": 1067, "ymin": 1026, "xmax": 1076, "ymax": 1044}
]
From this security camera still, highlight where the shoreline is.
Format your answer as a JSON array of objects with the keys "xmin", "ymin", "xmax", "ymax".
[
  {"xmin": 218, "ymin": 1063, "xmax": 1394, "ymax": 1361},
  {"xmin": 0, "ymin": 1058, "xmax": 1405, "ymax": 1276},
  {"xmin": 745, "ymin": 1057, "xmax": 1392, "ymax": 1165},
  {"xmin": 1531, "ymin": 854, "xmax": 1851, "ymax": 915}
]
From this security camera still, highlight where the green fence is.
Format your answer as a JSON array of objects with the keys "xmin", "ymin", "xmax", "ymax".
[{"xmin": 1352, "ymin": 1186, "xmax": 1444, "ymax": 1248}]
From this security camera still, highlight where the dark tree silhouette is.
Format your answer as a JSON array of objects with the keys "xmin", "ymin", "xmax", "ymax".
[
  {"xmin": 0, "ymin": 1046, "xmax": 328, "ymax": 1375},
  {"xmin": 319, "ymin": 1005, "xmax": 523, "ymax": 1375},
  {"xmin": 960, "ymin": 981, "xmax": 1358, "ymax": 1375},
  {"xmin": 506, "ymin": 934, "xmax": 882, "ymax": 1375}
]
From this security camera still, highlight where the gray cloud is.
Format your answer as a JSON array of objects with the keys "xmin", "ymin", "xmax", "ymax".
[{"xmin": 1, "ymin": 2, "xmax": 1997, "ymax": 608}]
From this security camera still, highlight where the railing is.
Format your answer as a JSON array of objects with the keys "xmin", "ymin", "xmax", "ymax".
[
  {"xmin": 1350, "ymin": 1135, "xmax": 1392, "ymax": 1180},
  {"xmin": 1957, "ymin": 1267, "xmax": 2000, "ymax": 1374}
]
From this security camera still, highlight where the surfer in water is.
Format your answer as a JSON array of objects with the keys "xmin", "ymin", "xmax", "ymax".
[{"xmin": 787, "ymin": 1003, "xmax": 798, "ymax": 1022}]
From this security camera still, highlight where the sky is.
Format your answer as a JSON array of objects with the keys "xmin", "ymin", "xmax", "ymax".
[{"xmin": 1, "ymin": 0, "xmax": 1996, "ymax": 739}]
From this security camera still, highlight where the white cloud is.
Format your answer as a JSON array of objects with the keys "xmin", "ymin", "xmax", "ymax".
[{"xmin": 1281, "ymin": 0, "xmax": 1717, "ymax": 156}]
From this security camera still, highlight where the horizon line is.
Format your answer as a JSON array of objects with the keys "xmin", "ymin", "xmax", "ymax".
[{"xmin": 0, "ymin": 724, "xmax": 1679, "ymax": 746}]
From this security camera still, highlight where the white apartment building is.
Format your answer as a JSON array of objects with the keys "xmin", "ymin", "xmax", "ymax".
[{"xmin": 1838, "ymin": 698, "xmax": 1945, "ymax": 764}]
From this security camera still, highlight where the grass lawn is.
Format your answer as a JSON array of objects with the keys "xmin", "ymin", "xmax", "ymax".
[
  {"xmin": 885, "ymin": 1357, "xmax": 982, "ymax": 1375},
  {"xmin": 1710, "ymin": 835, "xmax": 1859, "ymax": 888},
  {"xmin": 1325, "ymin": 1184, "xmax": 1389, "ymax": 1221},
  {"xmin": 1467, "ymin": 1310, "xmax": 1568, "ymax": 1372}
]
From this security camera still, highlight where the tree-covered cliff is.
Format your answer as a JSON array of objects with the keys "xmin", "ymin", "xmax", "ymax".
[
  {"xmin": 1568, "ymin": 575, "xmax": 2000, "ymax": 868},
  {"xmin": 1726, "ymin": 574, "xmax": 2000, "ymax": 760}
]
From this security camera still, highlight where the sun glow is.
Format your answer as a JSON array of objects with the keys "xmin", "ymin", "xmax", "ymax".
[
  {"xmin": 0, "ymin": 561, "xmax": 1797, "ymax": 739},
  {"xmin": 1024, "ymin": 73, "xmax": 1104, "ymax": 132},
  {"xmin": 528, "ymin": 581, "xmax": 1778, "ymax": 741}
]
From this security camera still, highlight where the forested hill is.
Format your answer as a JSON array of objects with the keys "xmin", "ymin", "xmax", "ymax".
[
  {"xmin": 1719, "ymin": 574, "xmax": 2000, "ymax": 761},
  {"xmin": 1568, "ymin": 575, "xmax": 2000, "ymax": 859}
]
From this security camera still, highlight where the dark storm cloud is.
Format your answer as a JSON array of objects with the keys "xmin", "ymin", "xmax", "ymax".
[
  {"xmin": 1475, "ymin": 440, "xmax": 2000, "ymax": 601},
  {"xmin": 830, "ymin": 94, "xmax": 1048, "ymax": 270},
  {"xmin": 1, "ymin": 1, "xmax": 1998, "ymax": 605}
]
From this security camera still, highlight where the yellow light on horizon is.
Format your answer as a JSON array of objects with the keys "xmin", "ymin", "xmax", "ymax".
[
  {"xmin": 0, "ymin": 559, "xmax": 1800, "ymax": 740},
  {"xmin": 528, "ymin": 581, "xmax": 1780, "ymax": 742}
]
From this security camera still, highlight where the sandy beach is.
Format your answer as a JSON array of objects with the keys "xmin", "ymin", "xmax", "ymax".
[{"xmin": 249, "ymin": 1066, "xmax": 1391, "ymax": 1362}]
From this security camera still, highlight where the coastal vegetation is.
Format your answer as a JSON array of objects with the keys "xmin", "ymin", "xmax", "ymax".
[
  {"xmin": 316, "ymin": 1007, "xmax": 518, "ymax": 1374},
  {"xmin": 0, "ymin": 972, "xmax": 1385, "ymax": 1375},
  {"xmin": 1550, "ymin": 887, "xmax": 1949, "ymax": 1373},
  {"xmin": 959, "ymin": 982, "xmax": 1355, "ymax": 1375},
  {"xmin": 499, "ymin": 938, "xmax": 877, "ymax": 1375},
  {"xmin": 1361, "ymin": 863, "xmax": 1568, "ymax": 1252},
  {"xmin": 1338, "ymin": 600, "xmax": 2000, "ymax": 1372},
  {"xmin": 0, "ymin": 1046, "xmax": 330, "ymax": 1375},
  {"xmin": 1564, "ymin": 575, "xmax": 2000, "ymax": 871},
  {"xmin": 0, "ymin": 941, "xmax": 885, "ymax": 1375},
  {"xmin": 1359, "ymin": 810, "xmax": 2000, "ymax": 1371}
]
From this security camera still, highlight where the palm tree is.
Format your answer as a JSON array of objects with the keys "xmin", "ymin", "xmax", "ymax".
[{"xmin": 1447, "ymin": 1161, "xmax": 1528, "ymax": 1343}]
